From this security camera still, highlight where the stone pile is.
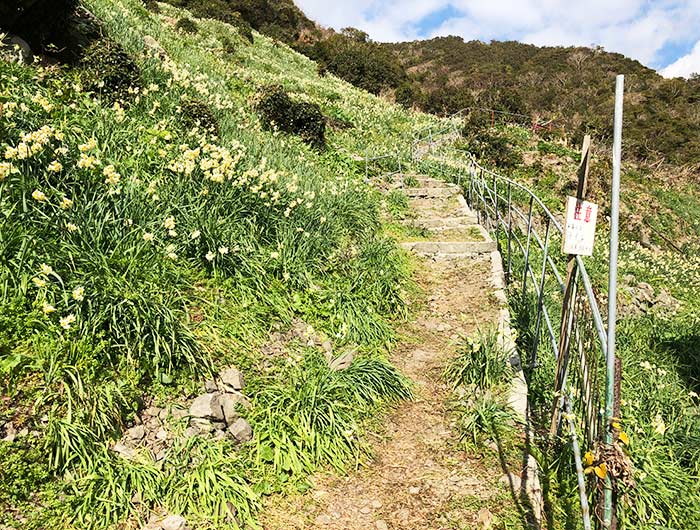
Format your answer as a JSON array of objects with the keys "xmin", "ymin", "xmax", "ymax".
[{"xmin": 111, "ymin": 365, "xmax": 253, "ymax": 462}]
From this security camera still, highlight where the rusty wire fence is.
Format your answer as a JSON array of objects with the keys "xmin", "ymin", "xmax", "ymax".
[{"xmin": 408, "ymin": 118, "xmax": 614, "ymax": 530}]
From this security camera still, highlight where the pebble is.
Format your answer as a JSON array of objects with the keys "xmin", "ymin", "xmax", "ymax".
[
  {"xmin": 360, "ymin": 506, "xmax": 372, "ymax": 514},
  {"xmin": 314, "ymin": 514, "xmax": 332, "ymax": 525},
  {"xmin": 408, "ymin": 486, "xmax": 420, "ymax": 495},
  {"xmin": 375, "ymin": 521, "xmax": 388, "ymax": 530}
]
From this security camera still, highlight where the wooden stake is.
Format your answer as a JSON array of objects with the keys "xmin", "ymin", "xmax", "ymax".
[{"xmin": 549, "ymin": 135, "xmax": 591, "ymax": 436}]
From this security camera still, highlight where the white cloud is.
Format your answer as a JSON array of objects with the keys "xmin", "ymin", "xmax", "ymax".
[
  {"xmin": 661, "ymin": 40, "xmax": 700, "ymax": 77},
  {"xmin": 293, "ymin": 0, "xmax": 700, "ymax": 71}
]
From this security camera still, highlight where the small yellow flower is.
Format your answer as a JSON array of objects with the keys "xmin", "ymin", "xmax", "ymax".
[
  {"xmin": 583, "ymin": 451, "xmax": 594, "ymax": 467},
  {"xmin": 48, "ymin": 160, "xmax": 63, "ymax": 172},
  {"xmin": 32, "ymin": 189, "xmax": 47, "ymax": 202},
  {"xmin": 78, "ymin": 138, "xmax": 97, "ymax": 152},
  {"xmin": 143, "ymin": 232, "xmax": 155, "ymax": 242},
  {"xmin": 163, "ymin": 216, "xmax": 176, "ymax": 230},
  {"xmin": 59, "ymin": 197, "xmax": 73, "ymax": 210},
  {"xmin": 33, "ymin": 277, "xmax": 47, "ymax": 288},
  {"xmin": 0, "ymin": 162, "xmax": 13, "ymax": 180},
  {"xmin": 42, "ymin": 301, "xmax": 56, "ymax": 314},
  {"xmin": 205, "ymin": 251, "xmax": 215, "ymax": 261},
  {"xmin": 40, "ymin": 263, "xmax": 53, "ymax": 276},
  {"xmin": 72, "ymin": 286, "xmax": 85, "ymax": 301},
  {"xmin": 190, "ymin": 230, "xmax": 201, "ymax": 240},
  {"xmin": 218, "ymin": 246, "xmax": 229, "ymax": 255},
  {"xmin": 270, "ymin": 251, "xmax": 280, "ymax": 259},
  {"xmin": 59, "ymin": 314, "xmax": 76, "ymax": 330},
  {"xmin": 66, "ymin": 223, "xmax": 78, "ymax": 233}
]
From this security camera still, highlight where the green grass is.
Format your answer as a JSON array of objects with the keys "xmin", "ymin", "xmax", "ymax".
[{"xmin": 0, "ymin": 0, "xmax": 440, "ymax": 527}]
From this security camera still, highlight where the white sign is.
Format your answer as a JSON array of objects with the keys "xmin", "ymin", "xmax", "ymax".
[{"xmin": 562, "ymin": 196, "xmax": 598, "ymax": 256}]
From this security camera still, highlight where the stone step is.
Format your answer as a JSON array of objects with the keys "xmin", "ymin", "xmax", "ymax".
[
  {"xmin": 404, "ymin": 215, "xmax": 478, "ymax": 228},
  {"xmin": 404, "ymin": 187, "xmax": 459, "ymax": 199},
  {"xmin": 399, "ymin": 240, "xmax": 497, "ymax": 255}
]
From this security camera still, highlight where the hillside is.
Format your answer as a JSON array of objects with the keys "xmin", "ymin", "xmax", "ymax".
[
  {"xmin": 384, "ymin": 37, "xmax": 700, "ymax": 165},
  {"xmin": 0, "ymin": 1, "xmax": 442, "ymax": 527},
  {"xmin": 186, "ymin": 1, "xmax": 700, "ymax": 167}
]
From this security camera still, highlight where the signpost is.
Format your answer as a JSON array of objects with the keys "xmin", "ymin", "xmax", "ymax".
[{"xmin": 562, "ymin": 196, "xmax": 599, "ymax": 256}]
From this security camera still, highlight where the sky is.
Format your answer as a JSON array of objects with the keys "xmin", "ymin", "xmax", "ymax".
[{"xmin": 294, "ymin": 0, "xmax": 700, "ymax": 78}]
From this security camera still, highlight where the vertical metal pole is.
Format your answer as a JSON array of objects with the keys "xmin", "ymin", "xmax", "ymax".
[
  {"xmin": 522, "ymin": 196, "xmax": 535, "ymax": 296},
  {"xmin": 493, "ymin": 173, "xmax": 499, "ymax": 236},
  {"xmin": 531, "ymin": 218, "xmax": 551, "ymax": 364},
  {"xmin": 507, "ymin": 183, "xmax": 513, "ymax": 283},
  {"xmin": 604, "ymin": 74, "xmax": 624, "ymax": 529}
]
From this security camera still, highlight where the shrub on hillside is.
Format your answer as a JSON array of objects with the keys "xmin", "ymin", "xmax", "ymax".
[
  {"xmin": 255, "ymin": 85, "xmax": 326, "ymax": 148},
  {"xmin": 142, "ymin": 0, "xmax": 161, "ymax": 13},
  {"xmin": 79, "ymin": 38, "xmax": 140, "ymax": 98},
  {"xmin": 298, "ymin": 31, "xmax": 406, "ymax": 95},
  {"xmin": 175, "ymin": 17, "xmax": 198, "ymax": 34},
  {"xmin": 181, "ymin": 98, "xmax": 220, "ymax": 135}
]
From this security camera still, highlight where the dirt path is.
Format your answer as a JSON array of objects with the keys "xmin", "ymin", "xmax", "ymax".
[{"xmin": 261, "ymin": 177, "xmax": 523, "ymax": 530}]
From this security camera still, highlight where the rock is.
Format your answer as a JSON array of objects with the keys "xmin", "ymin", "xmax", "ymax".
[
  {"xmin": 17, "ymin": 428, "xmax": 28, "ymax": 438},
  {"xmin": 210, "ymin": 421, "xmax": 226, "ymax": 430},
  {"xmin": 190, "ymin": 418, "xmax": 215, "ymax": 433},
  {"xmin": 321, "ymin": 340, "xmax": 333, "ymax": 353},
  {"xmin": 314, "ymin": 514, "xmax": 332, "ymax": 525},
  {"xmin": 127, "ymin": 425, "xmax": 146, "ymax": 441},
  {"xmin": 158, "ymin": 408, "xmax": 169, "ymax": 421},
  {"xmin": 204, "ymin": 379, "xmax": 218, "ymax": 393},
  {"xmin": 155, "ymin": 428, "xmax": 168, "ymax": 441},
  {"xmin": 360, "ymin": 506, "xmax": 371, "ymax": 514},
  {"xmin": 160, "ymin": 514, "xmax": 187, "ymax": 530},
  {"xmin": 143, "ymin": 35, "xmax": 167, "ymax": 58},
  {"xmin": 170, "ymin": 406, "xmax": 188, "ymax": 421},
  {"xmin": 371, "ymin": 500, "xmax": 382, "ymax": 509},
  {"xmin": 220, "ymin": 367, "xmax": 244, "ymax": 390},
  {"xmin": 183, "ymin": 426, "xmax": 199, "ymax": 439},
  {"xmin": 328, "ymin": 350, "xmax": 354, "ymax": 371},
  {"xmin": 477, "ymin": 507, "xmax": 493, "ymax": 529},
  {"xmin": 375, "ymin": 521, "xmax": 388, "ymax": 530},
  {"xmin": 213, "ymin": 429, "xmax": 227, "ymax": 441},
  {"xmin": 189, "ymin": 393, "xmax": 224, "ymax": 421},
  {"xmin": 111, "ymin": 442, "xmax": 136, "ymax": 460},
  {"xmin": 145, "ymin": 406, "xmax": 162, "ymax": 418},
  {"xmin": 228, "ymin": 418, "xmax": 253, "ymax": 443},
  {"xmin": 219, "ymin": 393, "xmax": 240, "ymax": 425},
  {"xmin": 2, "ymin": 422, "xmax": 17, "ymax": 442}
]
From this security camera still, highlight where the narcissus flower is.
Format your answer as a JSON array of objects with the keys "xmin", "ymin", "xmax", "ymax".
[
  {"xmin": 32, "ymin": 189, "xmax": 47, "ymax": 202},
  {"xmin": 42, "ymin": 302, "xmax": 56, "ymax": 314},
  {"xmin": 60, "ymin": 314, "xmax": 76, "ymax": 330},
  {"xmin": 48, "ymin": 160, "xmax": 63, "ymax": 172},
  {"xmin": 60, "ymin": 197, "xmax": 73, "ymax": 210},
  {"xmin": 72, "ymin": 286, "xmax": 85, "ymax": 301}
]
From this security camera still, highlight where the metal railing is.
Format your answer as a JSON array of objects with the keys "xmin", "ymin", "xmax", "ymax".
[{"xmin": 409, "ymin": 113, "xmax": 613, "ymax": 529}]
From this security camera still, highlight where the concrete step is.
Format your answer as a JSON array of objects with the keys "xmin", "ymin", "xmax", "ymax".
[
  {"xmin": 404, "ymin": 187, "xmax": 459, "ymax": 199},
  {"xmin": 403, "ymin": 215, "xmax": 478, "ymax": 228},
  {"xmin": 399, "ymin": 240, "xmax": 497, "ymax": 255}
]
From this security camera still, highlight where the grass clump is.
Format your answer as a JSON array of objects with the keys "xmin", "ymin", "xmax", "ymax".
[
  {"xmin": 255, "ymin": 84, "xmax": 326, "ymax": 148},
  {"xmin": 252, "ymin": 352, "xmax": 411, "ymax": 476}
]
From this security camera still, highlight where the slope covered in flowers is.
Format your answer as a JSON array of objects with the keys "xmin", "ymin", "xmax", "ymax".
[{"xmin": 0, "ymin": 1, "xmax": 440, "ymax": 528}]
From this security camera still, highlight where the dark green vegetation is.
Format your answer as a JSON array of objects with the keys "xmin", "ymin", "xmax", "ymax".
[{"xmin": 255, "ymin": 85, "xmax": 326, "ymax": 148}]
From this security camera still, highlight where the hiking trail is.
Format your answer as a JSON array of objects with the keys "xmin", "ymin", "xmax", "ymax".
[{"xmin": 262, "ymin": 175, "xmax": 527, "ymax": 530}]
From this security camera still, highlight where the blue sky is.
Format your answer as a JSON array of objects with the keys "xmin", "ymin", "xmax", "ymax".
[{"xmin": 295, "ymin": 0, "xmax": 700, "ymax": 77}]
